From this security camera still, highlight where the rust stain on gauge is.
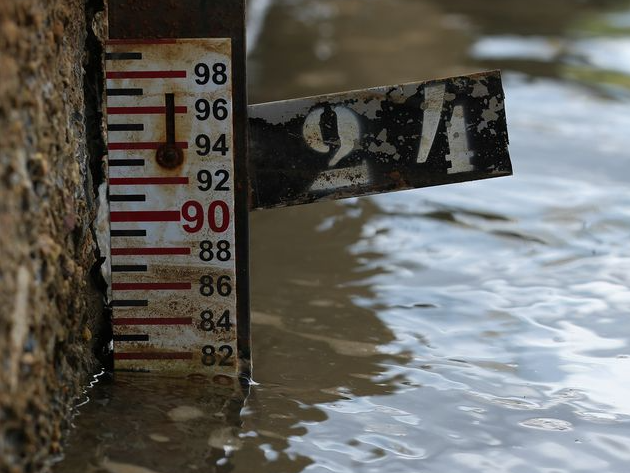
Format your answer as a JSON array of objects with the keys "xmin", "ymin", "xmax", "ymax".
[
  {"xmin": 106, "ymin": 38, "xmax": 242, "ymax": 382},
  {"xmin": 247, "ymin": 70, "xmax": 512, "ymax": 210}
]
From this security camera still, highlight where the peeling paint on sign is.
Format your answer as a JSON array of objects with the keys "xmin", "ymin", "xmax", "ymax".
[{"xmin": 248, "ymin": 71, "xmax": 511, "ymax": 210}]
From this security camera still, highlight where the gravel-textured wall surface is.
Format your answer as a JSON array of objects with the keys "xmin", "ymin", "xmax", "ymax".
[{"xmin": 0, "ymin": 0, "xmax": 106, "ymax": 471}]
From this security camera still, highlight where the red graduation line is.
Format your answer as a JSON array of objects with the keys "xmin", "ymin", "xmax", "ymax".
[
  {"xmin": 106, "ymin": 70, "xmax": 186, "ymax": 79},
  {"xmin": 110, "ymin": 210, "xmax": 180, "ymax": 222},
  {"xmin": 112, "ymin": 282, "xmax": 192, "ymax": 291},
  {"xmin": 114, "ymin": 317, "xmax": 193, "ymax": 326},
  {"xmin": 114, "ymin": 352, "xmax": 193, "ymax": 360},
  {"xmin": 108, "ymin": 141, "xmax": 188, "ymax": 151},
  {"xmin": 111, "ymin": 247, "xmax": 190, "ymax": 256},
  {"xmin": 107, "ymin": 106, "xmax": 187, "ymax": 115},
  {"xmin": 106, "ymin": 39, "xmax": 178, "ymax": 45},
  {"xmin": 109, "ymin": 177, "xmax": 189, "ymax": 185}
]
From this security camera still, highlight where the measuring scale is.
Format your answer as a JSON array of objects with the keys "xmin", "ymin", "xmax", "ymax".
[{"xmin": 106, "ymin": 39, "xmax": 243, "ymax": 383}]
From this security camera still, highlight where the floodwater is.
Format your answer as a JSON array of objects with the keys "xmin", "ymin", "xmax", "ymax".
[{"xmin": 55, "ymin": 0, "xmax": 630, "ymax": 472}]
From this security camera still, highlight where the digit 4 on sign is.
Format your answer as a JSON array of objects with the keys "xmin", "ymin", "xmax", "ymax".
[{"xmin": 106, "ymin": 39, "xmax": 240, "ymax": 380}]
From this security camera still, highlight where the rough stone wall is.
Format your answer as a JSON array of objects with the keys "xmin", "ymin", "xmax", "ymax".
[{"xmin": 0, "ymin": 1, "xmax": 106, "ymax": 471}]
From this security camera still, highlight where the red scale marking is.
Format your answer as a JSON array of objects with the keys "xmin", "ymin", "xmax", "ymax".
[
  {"xmin": 106, "ymin": 39, "xmax": 178, "ymax": 45},
  {"xmin": 111, "ymin": 247, "xmax": 191, "ymax": 256},
  {"xmin": 110, "ymin": 210, "xmax": 180, "ymax": 222},
  {"xmin": 109, "ymin": 177, "xmax": 189, "ymax": 185},
  {"xmin": 114, "ymin": 352, "xmax": 193, "ymax": 360},
  {"xmin": 114, "ymin": 317, "xmax": 193, "ymax": 326},
  {"xmin": 112, "ymin": 282, "xmax": 192, "ymax": 291},
  {"xmin": 106, "ymin": 70, "xmax": 187, "ymax": 79},
  {"xmin": 107, "ymin": 106, "xmax": 187, "ymax": 114},
  {"xmin": 108, "ymin": 142, "xmax": 188, "ymax": 151}
]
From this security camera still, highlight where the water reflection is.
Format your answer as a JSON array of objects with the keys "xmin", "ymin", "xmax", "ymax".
[{"xmin": 56, "ymin": 0, "xmax": 630, "ymax": 472}]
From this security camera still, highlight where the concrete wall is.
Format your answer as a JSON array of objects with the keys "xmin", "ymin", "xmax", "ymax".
[{"xmin": 0, "ymin": 0, "xmax": 107, "ymax": 471}]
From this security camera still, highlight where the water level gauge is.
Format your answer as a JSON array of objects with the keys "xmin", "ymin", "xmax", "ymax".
[{"xmin": 105, "ymin": 39, "xmax": 244, "ymax": 384}]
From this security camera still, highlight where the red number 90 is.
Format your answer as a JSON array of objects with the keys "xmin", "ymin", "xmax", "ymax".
[{"xmin": 182, "ymin": 200, "xmax": 230, "ymax": 233}]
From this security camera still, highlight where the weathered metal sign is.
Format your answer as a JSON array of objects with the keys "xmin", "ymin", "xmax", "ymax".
[
  {"xmin": 105, "ymin": 0, "xmax": 511, "ymax": 383},
  {"xmin": 248, "ymin": 71, "xmax": 511, "ymax": 209}
]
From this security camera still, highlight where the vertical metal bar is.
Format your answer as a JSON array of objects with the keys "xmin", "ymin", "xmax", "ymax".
[{"xmin": 164, "ymin": 93, "xmax": 175, "ymax": 146}]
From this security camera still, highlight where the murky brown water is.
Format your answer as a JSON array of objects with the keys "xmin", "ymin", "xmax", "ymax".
[{"xmin": 54, "ymin": 0, "xmax": 630, "ymax": 472}]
